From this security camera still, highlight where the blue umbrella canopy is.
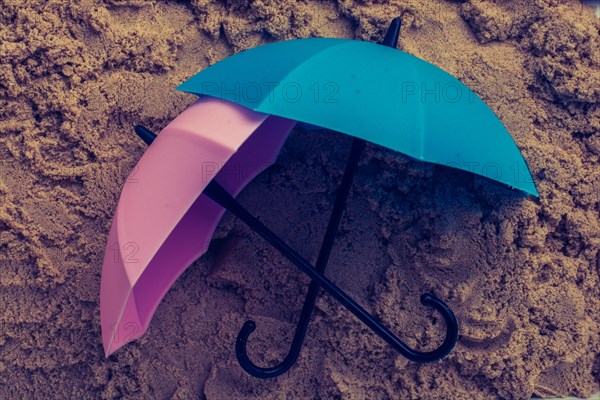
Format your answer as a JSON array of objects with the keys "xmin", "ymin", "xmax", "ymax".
[{"xmin": 178, "ymin": 37, "xmax": 538, "ymax": 196}]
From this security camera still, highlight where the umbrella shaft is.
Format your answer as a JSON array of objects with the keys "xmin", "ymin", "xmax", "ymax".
[
  {"xmin": 314, "ymin": 138, "xmax": 365, "ymax": 272},
  {"xmin": 234, "ymin": 137, "xmax": 366, "ymax": 378},
  {"xmin": 281, "ymin": 138, "xmax": 366, "ymax": 360}
]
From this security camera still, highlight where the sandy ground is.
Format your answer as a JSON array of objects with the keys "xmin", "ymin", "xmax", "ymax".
[{"xmin": 0, "ymin": 0, "xmax": 599, "ymax": 399}]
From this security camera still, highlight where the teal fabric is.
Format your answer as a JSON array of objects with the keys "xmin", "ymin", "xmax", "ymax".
[{"xmin": 178, "ymin": 38, "xmax": 538, "ymax": 196}]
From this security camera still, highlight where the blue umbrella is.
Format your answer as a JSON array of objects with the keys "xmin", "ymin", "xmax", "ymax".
[{"xmin": 132, "ymin": 16, "xmax": 537, "ymax": 378}]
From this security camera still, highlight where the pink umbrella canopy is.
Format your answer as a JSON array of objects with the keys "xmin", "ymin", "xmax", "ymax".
[{"xmin": 101, "ymin": 97, "xmax": 296, "ymax": 356}]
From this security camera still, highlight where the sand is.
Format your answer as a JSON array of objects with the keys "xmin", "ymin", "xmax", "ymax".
[{"xmin": 0, "ymin": 0, "xmax": 598, "ymax": 399}]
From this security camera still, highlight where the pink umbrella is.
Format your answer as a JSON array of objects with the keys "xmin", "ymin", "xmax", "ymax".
[
  {"xmin": 100, "ymin": 97, "xmax": 296, "ymax": 356},
  {"xmin": 101, "ymin": 96, "xmax": 458, "ymax": 369}
]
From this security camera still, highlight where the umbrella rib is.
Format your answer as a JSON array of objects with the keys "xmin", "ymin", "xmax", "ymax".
[{"xmin": 254, "ymin": 40, "xmax": 352, "ymax": 112}]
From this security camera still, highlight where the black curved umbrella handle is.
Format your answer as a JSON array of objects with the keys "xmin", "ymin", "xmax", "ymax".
[
  {"xmin": 236, "ymin": 293, "xmax": 458, "ymax": 378},
  {"xmin": 235, "ymin": 293, "xmax": 458, "ymax": 379}
]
